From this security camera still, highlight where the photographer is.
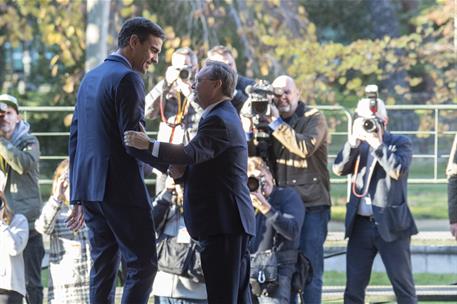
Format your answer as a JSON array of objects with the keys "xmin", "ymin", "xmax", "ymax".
[
  {"xmin": 151, "ymin": 176, "xmax": 207, "ymax": 304},
  {"xmin": 247, "ymin": 157, "xmax": 304, "ymax": 304},
  {"xmin": 145, "ymin": 48, "xmax": 202, "ymax": 193},
  {"xmin": 333, "ymin": 87, "xmax": 417, "ymax": 304},
  {"xmin": 145, "ymin": 47, "xmax": 202, "ymax": 144},
  {"xmin": 242, "ymin": 75, "xmax": 331, "ymax": 303},
  {"xmin": 0, "ymin": 94, "xmax": 43, "ymax": 304}
]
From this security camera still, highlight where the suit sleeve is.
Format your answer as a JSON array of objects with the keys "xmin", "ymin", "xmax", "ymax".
[
  {"xmin": 271, "ymin": 110, "xmax": 328, "ymax": 159},
  {"xmin": 116, "ymin": 72, "xmax": 167, "ymax": 172},
  {"xmin": 372, "ymin": 135, "xmax": 412, "ymax": 180},
  {"xmin": 333, "ymin": 141, "xmax": 361, "ymax": 176},
  {"xmin": 157, "ymin": 115, "xmax": 231, "ymax": 165}
]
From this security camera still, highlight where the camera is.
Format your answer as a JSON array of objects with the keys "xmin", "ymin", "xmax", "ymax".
[
  {"xmin": 357, "ymin": 84, "xmax": 385, "ymax": 133},
  {"xmin": 245, "ymin": 80, "xmax": 283, "ymax": 116},
  {"xmin": 362, "ymin": 117, "xmax": 382, "ymax": 133},
  {"xmin": 177, "ymin": 65, "xmax": 193, "ymax": 80},
  {"xmin": 247, "ymin": 176, "xmax": 265, "ymax": 192}
]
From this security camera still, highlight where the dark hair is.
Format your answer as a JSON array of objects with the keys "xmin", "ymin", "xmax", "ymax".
[
  {"xmin": 118, "ymin": 17, "xmax": 165, "ymax": 48},
  {"xmin": 204, "ymin": 60, "xmax": 237, "ymax": 98}
]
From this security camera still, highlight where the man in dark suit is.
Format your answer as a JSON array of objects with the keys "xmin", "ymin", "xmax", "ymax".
[
  {"xmin": 124, "ymin": 60, "xmax": 256, "ymax": 304},
  {"xmin": 207, "ymin": 45, "xmax": 255, "ymax": 113},
  {"xmin": 333, "ymin": 90, "xmax": 418, "ymax": 304},
  {"xmin": 67, "ymin": 17, "xmax": 167, "ymax": 304}
]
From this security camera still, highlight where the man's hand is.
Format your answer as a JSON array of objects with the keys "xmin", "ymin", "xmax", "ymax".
[
  {"xmin": 266, "ymin": 103, "xmax": 280, "ymax": 123},
  {"xmin": 66, "ymin": 204, "xmax": 84, "ymax": 231},
  {"xmin": 250, "ymin": 190, "xmax": 271, "ymax": 215},
  {"xmin": 168, "ymin": 164, "xmax": 186, "ymax": 179},
  {"xmin": 365, "ymin": 127, "xmax": 384, "ymax": 150},
  {"xmin": 124, "ymin": 130, "xmax": 151, "ymax": 150},
  {"xmin": 450, "ymin": 223, "xmax": 457, "ymax": 241}
]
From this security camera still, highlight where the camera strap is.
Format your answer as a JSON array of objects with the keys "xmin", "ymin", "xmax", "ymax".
[
  {"xmin": 351, "ymin": 152, "xmax": 377, "ymax": 198},
  {"xmin": 159, "ymin": 88, "xmax": 189, "ymax": 143}
]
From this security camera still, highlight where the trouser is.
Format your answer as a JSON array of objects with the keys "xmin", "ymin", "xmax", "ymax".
[
  {"xmin": 83, "ymin": 201, "xmax": 157, "ymax": 304},
  {"xmin": 344, "ymin": 215, "xmax": 417, "ymax": 304},
  {"xmin": 198, "ymin": 233, "xmax": 252, "ymax": 304}
]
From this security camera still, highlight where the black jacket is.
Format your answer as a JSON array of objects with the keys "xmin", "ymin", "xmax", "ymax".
[{"xmin": 267, "ymin": 102, "xmax": 331, "ymax": 207}]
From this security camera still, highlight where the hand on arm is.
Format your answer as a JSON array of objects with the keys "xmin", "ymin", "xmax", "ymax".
[{"xmin": 124, "ymin": 130, "xmax": 152, "ymax": 150}]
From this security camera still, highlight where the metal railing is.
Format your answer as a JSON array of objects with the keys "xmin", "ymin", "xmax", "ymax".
[{"xmin": 19, "ymin": 104, "xmax": 457, "ymax": 185}]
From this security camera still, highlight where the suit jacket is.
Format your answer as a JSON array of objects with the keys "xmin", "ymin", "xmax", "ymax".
[
  {"xmin": 153, "ymin": 100, "xmax": 256, "ymax": 239},
  {"xmin": 333, "ymin": 132, "xmax": 418, "ymax": 242},
  {"xmin": 69, "ymin": 55, "xmax": 167, "ymax": 206}
]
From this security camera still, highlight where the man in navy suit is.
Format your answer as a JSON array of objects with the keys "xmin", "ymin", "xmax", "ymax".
[
  {"xmin": 333, "ymin": 88, "xmax": 418, "ymax": 304},
  {"xmin": 124, "ymin": 60, "xmax": 256, "ymax": 304},
  {"xmin": 67, "ymin": 17, "xmax": 167, "ymax": 304}
]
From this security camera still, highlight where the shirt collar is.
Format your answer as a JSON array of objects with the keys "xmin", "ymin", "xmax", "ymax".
[
  {"xmin": 111, "ymin": 50, "xmax": 132, "ymax": 69},
  {"xmin": 201, "ymin": 98, "xmax": 226, "ymax": 119}
]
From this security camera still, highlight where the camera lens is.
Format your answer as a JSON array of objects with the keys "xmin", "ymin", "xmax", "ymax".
[
  {"xmin": 363, "ymin": 118, "xmax": 377, "ymax": 133},
  {"xmin": 252, "ymin": 100, "xmax": 269, "ymax": 115},
  {"xmin": 247, "ymin": 176, "xmax": 260, "ymax": 192},
  {"xmin": 178, "ymin": 68, "xmax": 191, "ymax": 80}
]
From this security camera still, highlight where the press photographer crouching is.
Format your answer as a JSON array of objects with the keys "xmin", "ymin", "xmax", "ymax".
[
  {"xmin": 151, "ymin": 176, "xmax": 207, "ymax": 304},
  {"xmin": 333, "ymin": 85, "xmax": 418, "ymax": 304},
  {"xmin": 247, "ymin": 157, "xmax": 305, "ymax": 304}
]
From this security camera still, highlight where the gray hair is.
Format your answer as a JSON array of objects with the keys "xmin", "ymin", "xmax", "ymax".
[{"xmin": 204, "ymin": 60, "xmax": 237, "ymax": 98}]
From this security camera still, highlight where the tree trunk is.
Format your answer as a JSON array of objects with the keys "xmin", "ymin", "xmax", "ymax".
[{"xmin": 85, "ymin": 0, "xmax": 111, "ymax": 72}]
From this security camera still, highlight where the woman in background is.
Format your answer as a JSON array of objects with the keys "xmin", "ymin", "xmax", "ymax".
[
  {"xmin": 0, "ymin": 191, "xmax": 29, "ymax": 304},
  {"xmin": 35, "ymin": 159, "xmax": 90, "ymax": 304}
]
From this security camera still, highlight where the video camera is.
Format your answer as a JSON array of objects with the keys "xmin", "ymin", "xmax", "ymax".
[
  {"xmin": 244, "ymin": 80, "xmax": 283, "ymax": 116},
  {"xmin": 243, "ymin": 80, "xmax": 283, "ymax": 160}
]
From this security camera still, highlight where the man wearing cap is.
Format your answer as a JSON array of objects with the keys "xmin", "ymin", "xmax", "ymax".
[
  {"xmin": 333, "ymin": 91, "xmax": 418, "ymax": 303},
  {"xmin": 0, "ymin": 93, "xmax": 43, "ymax": 304}
]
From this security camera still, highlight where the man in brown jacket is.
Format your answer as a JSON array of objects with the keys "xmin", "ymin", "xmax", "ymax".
[{"xmin": 242, "ymin": 75, "xmax": 331, "ymax": 303}]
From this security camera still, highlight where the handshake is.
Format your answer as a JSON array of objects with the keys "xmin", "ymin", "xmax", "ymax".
[{"xmin": 349, "ymin": 116, "xmax": 384, "ymax": 149}]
